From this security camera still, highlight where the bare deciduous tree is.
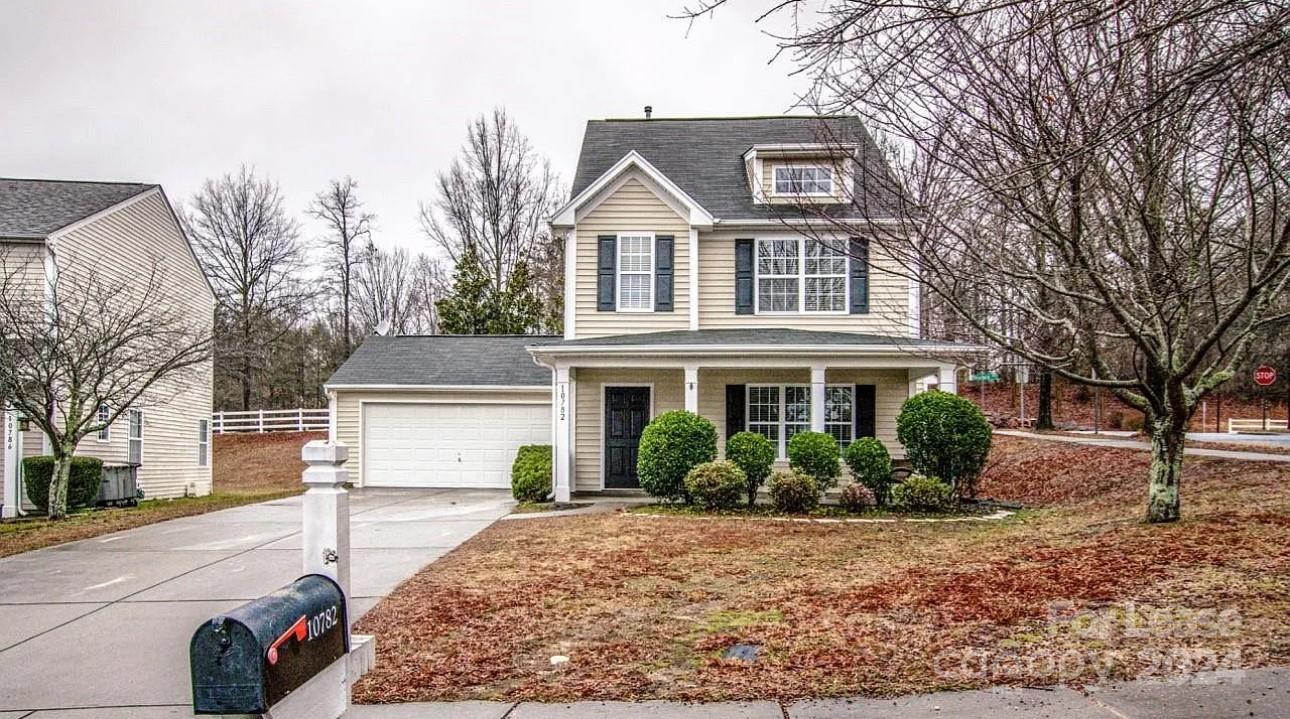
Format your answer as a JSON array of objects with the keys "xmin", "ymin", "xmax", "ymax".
[
  {"xmin": 184, "ymin": 166, "xmax": 311, "ymax": 411},
  {"xmin": 308, "ymin": 177, "xmax": 374, "ymax": 355},
  {"xmin": 0, "ymin": 253, "xmax": 211, "ymax": 519},
  {"xmin": 686, "ymin": 0, "xmax": 1290, "ymax": 522}
]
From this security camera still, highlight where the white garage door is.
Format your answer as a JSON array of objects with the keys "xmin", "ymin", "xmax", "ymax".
[{"xmin": 362, "ymin": 402, "xmax": 551, "ymax": 488}]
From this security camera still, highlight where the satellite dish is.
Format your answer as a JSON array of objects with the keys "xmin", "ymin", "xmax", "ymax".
[{"xmin": 374, "ymin": 319, "xmax": 392, "ymax": 336}]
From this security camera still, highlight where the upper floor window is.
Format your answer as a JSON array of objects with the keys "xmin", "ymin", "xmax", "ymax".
[
  {"xmin": 96, "ymin": 404, "xmax": 110, "ymax": 442},
  {"xmin": 773, "ymin": 165, "xmax": 833, "ymax": 196},
  {"xmin": 127, "ymin": 409, "xmax": 143, "ymax": 465},
  {"xmin": 617, "ymin": 233, "xmax": 654, "ymax": 311},
  {"xmin": 756, "ymin": 238, "xmax": 848, "ymax": 313}
]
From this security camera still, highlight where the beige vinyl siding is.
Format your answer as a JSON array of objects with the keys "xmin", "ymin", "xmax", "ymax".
[
  {"xmin": 573, "ymin": 177, "xmax": 690, "ymax": 339},
  {"xmin": 53, "ymin": 190, "xmax": 216, "ymax": 499},
  {"xmin": 333, "ymin": 388, "xmax": 552, "ymax": 486},
  {"xmin": 697, "ymin": 230, "xmax": 911, "ymax": 334},
  {"xmin": 0, "ymin": 242, "xmax": 47, "ymax": 505},
  {"xmin": 572, "ymin": 369, "xmax": 683, "ymax": 493}
]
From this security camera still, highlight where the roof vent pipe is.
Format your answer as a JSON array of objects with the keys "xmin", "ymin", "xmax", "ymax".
[{"xmin": 644, "ymin": 105, "xmax": 652, "ymax": 119}]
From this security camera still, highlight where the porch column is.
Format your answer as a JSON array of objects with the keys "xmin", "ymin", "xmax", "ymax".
[
  {"xmin": 553, "ymin": 365, "xmax": 573, "ymax": 503},
  {"xmin": 684, "ymin": 365, "xmax": 699, "ymax": 413},
  {"xmin": 3, "ymin": 408, "xmax": 19, "ymax": 518},
  {"xmin": 938, "ymin": 364, "xmax": 958, "ymax": 395},
  {"xmin": 810, "ymin": 365, "xmax": 827, "ymax": 432}
]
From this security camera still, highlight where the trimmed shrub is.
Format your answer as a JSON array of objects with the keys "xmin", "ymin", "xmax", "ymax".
[
  {"xmin": 838, "ymin": 483, "xmax": 876, "ymax": 512},
  {"xmin": 889, "ymin": 474, "xmax": 955, "ymax": 513},
  {"xmin": 637, "ymin": 410, "xmax": 717, "ymax": 503},
  {"xmin": 768, "ymin": 470, "xmax": 819, "ymax": 514},
  {"xmin": 896, "ymin": 391, "xmax": 992, "ymax": 497},
  {"xmin": 23, "ymin": 455, "xmax": 104, "ymax": 513},
  {"xmin": 511, "ymin": 445, "xmax": 553, "ymax": 502},
  {"xmin": 787, "ymin": 431, "xmax": 841, "ymax": 490},
  {"xmin": 684, "ymin": 460, "xmax": 747, "ymax": 511},
  {"xmin": 844, "ymin": 437, "xmax": 893, "ymax": 506},
  {"xmin": 724, "ymin": 431, "xmax": 776, "ymax": 506}
]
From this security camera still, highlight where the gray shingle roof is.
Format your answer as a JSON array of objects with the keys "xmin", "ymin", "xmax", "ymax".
[
  {"xmin": 539, "ymin": 328, "xmax": 967, "ymax": 349},
  {"xmin": 0, "ymin": 178, "xmax": 155, "ymax": 239},
  {"xmin": 326, "ymin": 335, "xmax": 561, "ymax": 387},
  {"xmin": 570, "ymin": 116, "xmax": 900, "ymax": 220}
]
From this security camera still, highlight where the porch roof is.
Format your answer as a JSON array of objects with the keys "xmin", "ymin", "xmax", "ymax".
[{"xmin": 527, "ymin": 328, "xmax": 984, "ymax": 357}]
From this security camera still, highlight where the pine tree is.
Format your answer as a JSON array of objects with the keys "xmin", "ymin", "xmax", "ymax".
[{"xmin": 436, "ymin": 251, "xmax": 495, "ymax": 334}]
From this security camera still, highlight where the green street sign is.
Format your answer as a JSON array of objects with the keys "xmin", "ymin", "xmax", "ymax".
[{"xmin": 970, "ymin": 371, "xmax": 1001, "ymax": 382}]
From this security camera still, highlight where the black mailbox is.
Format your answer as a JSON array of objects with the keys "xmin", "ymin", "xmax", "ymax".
[{"xmin": 190, "ymin": 574, "xmax": 349, "ymax": 714}]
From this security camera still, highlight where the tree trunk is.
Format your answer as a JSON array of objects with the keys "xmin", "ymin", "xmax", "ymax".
[
  {"xmin": 1146, "ymin": 416, "xmax": 1186, "ymax": 523},
  {"xmin": 47, "ymin": 450, "xmax": 72, "ymax": 520},
  {"xmin": 1036, "ymin": 369, "xmax": 1055, "ymax": 430}
]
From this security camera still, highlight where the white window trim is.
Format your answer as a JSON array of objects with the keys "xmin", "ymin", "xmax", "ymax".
[
  {"xmin": 615, "ymin": 231, "xmax": 655, "ymax": 313},
  {"xmin": 127, "ymin": 408, "xmax": 143, "ymax": 465},
  {"xmin": 772, "ymin": 164, "xmax": 836, "ymax": 197},
  {"xmin": 198, "ymin": 418, "xmax": 210, "ymax": 467},
  {"xmin": 746, "ymin": 383, "xmax": 854, "ymax": 458},
  {"xmin": 96, "ymin": 404, "xmax": 110, "ymax": 442},
  {"xmin": 754, "ymin": 236, "xmax": 850, "ymax": 315}
]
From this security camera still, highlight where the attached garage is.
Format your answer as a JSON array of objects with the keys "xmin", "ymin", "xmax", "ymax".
[
  {"xmin": 361, "ymin": 402, "xmax": 550, "ymax": 488},
  {"xmin": 325, "ymin": 335, "xmax": 558, "ymax": 489}
]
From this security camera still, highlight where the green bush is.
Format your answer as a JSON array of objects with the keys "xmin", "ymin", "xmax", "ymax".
[
  {"xmin": 787, "ymin": 431, "xmax": 841, "ymax": 490},
  {"xmin": 23, "ymin": 455, "xmax": 104, "ymax": 513},
  {"xmin": 768, "ymin": 470, "xmax": 819, "ymax": 514},
  {"xmin": 896, "ymin": 391, "xmax": 992, "ymax": 497},
  {"xmin": 724, "ymin": 431, "xmax": 776, "ymax": 506},
  {"xmin": 844, "ymin": 437, "xmax": 893, "ymax": 506},
  {"xmin": 511, "ymin": 445, "xmax": 553, "ymax": 502},
  {"xmin": 889, "ymin": 474, "xmax": 955, "ymax": 513},
  {"xmin": 838, "ymin": 483, "xmax": 876, "ymax": 511},
  {"xmin": 637, "ymin": 410, "xmax": 717, "ymax": 503},
  {"xmin": 684, "ymin": 460, "xmax": 747, "ymax": 511}
]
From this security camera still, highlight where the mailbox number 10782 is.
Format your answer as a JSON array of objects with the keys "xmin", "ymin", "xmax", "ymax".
[{"xmin": 307, "ymin": 605, "xmax": 339, "ymax": 640}]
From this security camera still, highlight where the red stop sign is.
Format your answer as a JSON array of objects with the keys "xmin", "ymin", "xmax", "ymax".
[{"xmin": 1255, "ymin": 365, "xmax": 1277, "ymax": 386}]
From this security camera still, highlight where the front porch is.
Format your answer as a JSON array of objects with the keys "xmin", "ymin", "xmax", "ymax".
[{"xmin": 528, "ymin": 330, "xmax": 968, "ymax": 502}]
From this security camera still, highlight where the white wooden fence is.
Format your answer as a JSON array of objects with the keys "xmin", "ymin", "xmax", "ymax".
[
  {"xmin": 1228, "ymin": 418, "xmax": 1289, "ymax": 434},
  {"xmin": 213, "ymin": 408, "xmax": 329, "ymax": 434}
]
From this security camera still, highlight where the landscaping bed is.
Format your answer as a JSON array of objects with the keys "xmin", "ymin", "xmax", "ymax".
[
  {"xmin": 354, "ymin": 435, "xmax": 1290, "ymax": 703},
  {"xmin": 0, "ymin": 430, "xmax": 322, "ymax": 557}
]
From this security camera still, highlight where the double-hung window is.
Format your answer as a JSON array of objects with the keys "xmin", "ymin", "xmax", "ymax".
[
  {"xmin": 617, "ymin": 233, "xmax": 654, "ymax": 311},
  {"xmin": 756, "ymin": 238, "xmax": 848, "ymax": 313},
  {"xmin": 773, "ymin": 165, "xmax": 834, "ymax": 196},
  {"xmin": 747, "ymin": 384, "xmax": 855, "ymax": 457},
  {"xmin": 198, "ymin": 419, "xmax": 209, "ymax": 467},
  {"xmin": 96, "ymin": 404, "xmax": 110, "ymax": 441},
  {"xmin": 127, "ymin": 409, "xmax": 143, "ymax": 465}
]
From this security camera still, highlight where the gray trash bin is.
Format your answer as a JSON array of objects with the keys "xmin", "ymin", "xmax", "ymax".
[{"xmin": 98, "ymin": 464, "xmax": 141, "ymax": 506}]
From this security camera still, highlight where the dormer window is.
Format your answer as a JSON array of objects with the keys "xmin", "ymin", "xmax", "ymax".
[{"xmin": 773, "ymin": 165, "xmax": 834, "ymax": 196}]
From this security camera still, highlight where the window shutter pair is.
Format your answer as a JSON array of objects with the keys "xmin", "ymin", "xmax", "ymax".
[
  {"xmin": 595, "ymin": 234, "xmax": 674, "ymax": 312},
  {"xmin": 732, "ymin": 237, "xmax": 869, "ymax": 314}
]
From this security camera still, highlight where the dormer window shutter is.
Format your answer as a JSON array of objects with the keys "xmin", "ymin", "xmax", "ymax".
[
  {"xmin": 734, "ymin": 238, "xmax": 754, "ymax": 315},
  {"xmin": 849, "ymin": 236, "xmax": 870, "ymax": 314},
  {"xmin": 597, "ymin": 235, "xmax": 616, "ymax": 311},
  {"xmin": 655, "ymin": 235, "xmax": 674, "ymax": 312}
]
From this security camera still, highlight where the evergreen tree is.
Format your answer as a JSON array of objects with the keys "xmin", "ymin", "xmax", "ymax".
[{"xmin": 436, "ymin": 251, "xmax": 496, "ymax": 334}]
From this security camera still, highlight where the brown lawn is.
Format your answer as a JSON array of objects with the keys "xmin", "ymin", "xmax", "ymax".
[
  {"xmin": 354, "ymin": 435, "xmax": 1290, "ymax": 703},
  {"xmin": 0, "ymin": 430, "xmax": 323, "ymax": 558}
]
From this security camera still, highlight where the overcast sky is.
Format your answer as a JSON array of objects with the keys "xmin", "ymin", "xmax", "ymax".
[{"xmin": 0, "ymin": 0, "xmax": 810, "ymax": 259}]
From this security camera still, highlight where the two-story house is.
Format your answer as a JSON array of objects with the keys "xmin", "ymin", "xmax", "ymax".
[
  {"xmin": 1, "ymin": 179, "xmax": 216, "ymax": 516},
  {"xmin": 325, "ymin": 115, "xmax": 971, "ymax": 499}
]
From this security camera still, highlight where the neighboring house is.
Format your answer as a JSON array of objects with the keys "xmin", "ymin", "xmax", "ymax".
[
  {"xmin": 0, "ymin": 179, "xmax": 216, "ymax": 516},
  {"xmin": 327, "ymin": 115, "xmax": 977, "ymax": 498}
]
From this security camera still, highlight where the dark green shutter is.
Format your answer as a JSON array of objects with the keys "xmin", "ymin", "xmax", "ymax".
[
  {"xmin": 655, "ymin": 235, "xmax": 674, "ymax": 312},
  {"xmin": 849, "ymin": 237, "xmax": 869, "ymax": 314},
  {"xmin": 735, "ymin": 238, "xmax": 754, "ymax": 315},
  {"xmin": 854, "ymin": 384, "xmax": 876, "ymax": 438},
  {"xmin": 597, "ymin": 235, "xmax": 616, "ymax": 311},
  {"xmin": 725, "ymin": 384, "xmax": 746, "ymax": 444}
]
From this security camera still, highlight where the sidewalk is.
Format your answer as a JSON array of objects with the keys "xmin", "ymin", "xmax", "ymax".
[
  {"xmin": 347, "ymin": 666, "xmax": 1290, "ymax": 718},
  {"xmin": 998, "ymin": 430, "xmax": 1290, "ymax": 463}
]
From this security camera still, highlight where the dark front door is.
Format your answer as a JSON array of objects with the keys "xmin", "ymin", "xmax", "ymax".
[{"xmin": 604, "ymin": 386, "xmax": 650, "ymax": 489}]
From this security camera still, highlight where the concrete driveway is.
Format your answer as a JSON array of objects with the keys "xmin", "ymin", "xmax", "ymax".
[{"xmin": 0, "ymin": 488, "xmax": 514, "ymax": 717}]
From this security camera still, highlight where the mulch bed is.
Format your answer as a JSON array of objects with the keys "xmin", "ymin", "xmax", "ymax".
[{"xmin": 354, "ymin": 436, "xmax": 1290, "ymax": 703}]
